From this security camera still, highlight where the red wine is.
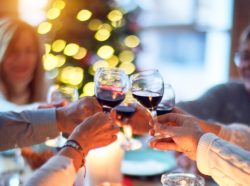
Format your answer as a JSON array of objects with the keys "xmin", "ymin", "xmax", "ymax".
[
  {"xmin": 132, "ymin": 91, "xmax": 162, "ymax": 110},
  {"xmin": 156, "ymin": 104, "xmax": 173, "ymax": 116},
  {"xmin": 96, "ymin": 87, "xmax": 125, "ymax": 110},
  {"xmin": 115, "ymin": 105, "xmax": 136, "ymax": 120}
]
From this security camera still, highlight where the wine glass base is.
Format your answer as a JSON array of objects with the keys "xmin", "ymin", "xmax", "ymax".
[{"xmin": 121, "ymin": 138, "xmax": 142, "ymax": 151}]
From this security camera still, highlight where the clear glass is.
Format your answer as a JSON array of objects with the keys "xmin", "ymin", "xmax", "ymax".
[
  {"xmin": 94, "ymin": 67, "xmax": 129, "ymax": 113},
  {"xmin": 46, "ymin": 84, "xmax": 79, "ymax": 147},
  {"xmin": 152, "ymin": 83, "xmax": 176, "ymax": 141},
  {"xmin": 161, "ymin": 173, "xmax": 205, "ymax": 186},
  {"xmin": 130, "ymin": 69, "xmax": 164, "ymax": 136},
  {"xmin": 115, "ymin": 92, "xmax": 142, "ymax": 151}
]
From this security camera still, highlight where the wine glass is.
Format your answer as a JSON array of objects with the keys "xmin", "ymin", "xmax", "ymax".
[
  {"xmin": 115, "ymin": 92, "xmax": 142, "ymax": 151},
  {"xmin": 94, "ymin": 67, "xmax": 129, "ymax": 113},
  {"xmin": 156, "ymin": 83, "xmax": 175, "ymax": 116},
  {"xmin": 161, "ymin": 172, "xmax": 205, "ymax": 186},
  {"xmin": 130, "ymin": 69, "xmax": 164, "ymax": 122},
  {"xmin": 46, "ymin": 84, "xmax": 79, "ymax": 147}
]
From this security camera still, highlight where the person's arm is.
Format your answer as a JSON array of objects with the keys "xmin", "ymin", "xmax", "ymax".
[
  {"xmin": 177, "ymin": 84, "xmax": 224, "ymax": 120},
  {"xmin": 0, "ymin": 109, "xmax": 59, "ymax": 150},
  {"xmin": 24, "ymin": 112, "xmax": 119, "ymax": 186},
  {"xmin": 197, "ymin": 133, "xmax": 250, "ymax": 186}
]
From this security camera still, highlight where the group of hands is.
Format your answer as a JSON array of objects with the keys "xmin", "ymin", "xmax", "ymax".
[{"xmin": 51, "ymin": 96, "xmax": 220, "ymax": 163}]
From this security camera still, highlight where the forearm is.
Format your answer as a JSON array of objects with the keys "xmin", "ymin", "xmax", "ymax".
[
  {"xmin": 0, "ymin": 109, "xmax": 59, "ymax": 150},
  {"xmin": 24, "ymin": 155, "xmax": 76, "ymax": 186},
  {"xmin": 197, "ymin": 133, "xmax": 250, "ymax": 186}
]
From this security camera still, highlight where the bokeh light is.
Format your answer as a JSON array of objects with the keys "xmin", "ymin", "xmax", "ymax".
[
  {"xmin": 88, "ymin": 19, "xmax": 103, "ymax": 31},
  {"xmin": 97, "ymin": 45, "xmax": 114, "ymax": 59},
  {"xmin": 56, "ymin": 55, "xmax": 66, "ymax": 67},
  {"xmin": 93, "ymin": 60, "xmax": 109, "ymax": 71},
  {"xmin": 44, "ymin": 43, "xmax": 51, "ymax": 54},
  {"xmin": 47, "ymin": 8, "xmax": 60, "ymax": 20},
  {"xmin": 107, "ymin": 9, "xmax": 123, "ymax": 22},
  {"xmin": 83, "ymin": 82, "xmax": 95, "ymax": 96},
  {"xmin": 43, "ymin": 53, "xmax": 58, "ymax": 71},
  {"xmin": 52, "ymin": 0, "xmax": 65, "ymax": 10},
  {"xmin": 38, "ymin": 21, "xmax": 52, "ymax": 34},
  {"xmin": 64, "ymin": 43, "xmax": 80, "ymax": 56},
  {"xmin": 95, "ymin": 29, "xmax": 111, "ymax": 41},
  {"xmin": 73, "ymin": 47, "xmax": 87, "ymax": 60},
  {"xmin": 119, "ymin": 50, "xmax": 135, "ymax": 63},
  {"xmin": 107, "ymin": 55, "xmax": 119, "ymax": 67},
  {"xmin": 52, "ymin": 39, "xmax": 66, "ymax": 52},
  {"xmin": 124, "ymin": 35, "xmax": 140, "ymax": 48},
  {"xmin": 60, "ymin": 66, "xmax": 84, "ymax": 86},
  {"xmin": 77, "ymin": 9, "xmax": 92, "ymax": 21},
  {"xmin": 119, "ymin": 62, "xmax": 136, "ymax": 75}
]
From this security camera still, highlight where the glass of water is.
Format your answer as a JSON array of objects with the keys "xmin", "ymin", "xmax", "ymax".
[{"xmin": 161, "ymin": 172, "xmax": 205, "ymax": 186}]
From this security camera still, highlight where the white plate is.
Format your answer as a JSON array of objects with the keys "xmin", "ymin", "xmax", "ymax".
[{"xmin": 121, "ymin": 148, "xmax": 177, "ymax": 176}]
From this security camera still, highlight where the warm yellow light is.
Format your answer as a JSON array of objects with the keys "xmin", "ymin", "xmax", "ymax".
[
  {"xmin": 97, "ymin": 45, "xmax": 114, "ymax": 59},
  {"xmin": 77, "ymin": 9, "xmax": 92, "ymax": 21},
  {"xmin": 73, "ymin": 47, "xmax": 87, "ymax": 60},
  {"xmin": 83, "ymin": 82, "xmax": 95, "ymax": 96},
  {"xmin": 88, "ymin": 66, "xmax": 95, "ymax": 76},
  {"xmin": 43, "ymin": 53, "xmax": 58, "ymax": 71},
  {"xmin": 64, "ymin": 43, "xmax": 80, "ymax": 56},
  {"xmin": 124, "ymin": 35, "xmax": 140, "ymax": 48},
  {"xmin": 47, "ymin": 8, "xmax": 60, "ymax": 20},
  {"xmin": 93, "ymin": 60, "xmax": 109, "ymax": 71},
  {"xmin": 88, "ymin": 19, "xmax": 102, "ymax": 31},
  {"xmin": 107, "ymin": 55, "xmax": 119, "ymax": 67},
  {"xmin": 52, "ymin": 39, "xmax": 66, "ymax": 52},
  {"xmin": 119, "ymin": 50, "xmax": 135, "ymax": 63},
  {"xmin": 95, "ymin": 29, "xmax": 111, "ymax": 41},
  {"xmin": 44, "ymin": 43, "xmax": 51, "ymax": 54},
  {"xmin": 56, "ymin": 55, "xmax": 66, "ymax": 67},
  {"xmin": 52, "ymin": 0, "xmax": 65, "ymax": 10},
  {"xmin": 99, "ymin": 23, "xmax": 112, "ymax": 31},
  {"xmin": 60, "ymin": 66, "xmax": 84, "ymax": 86},
  {"xmin": 119, "ymin": 62, "xmax": 136, "ymax": 75},
  {"xmin": 107, "ymin": 10, "xmax": 123, "ymax": 22},
  {"xmin": 37, "ymin": 22, "xmax": 52, "ymax": 34}
]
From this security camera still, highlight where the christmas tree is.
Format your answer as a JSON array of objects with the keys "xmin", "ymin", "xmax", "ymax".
[{"xmin": 38, "ymin": 0, "xmax": 140, "ymax": 96}]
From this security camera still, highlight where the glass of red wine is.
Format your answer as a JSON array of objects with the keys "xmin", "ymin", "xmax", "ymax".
[
  {"xmin": 156, "ymin": 83, "xmax": 175, "ymax": 116},
  {"xmin": 94, "ymin": 67, "xmax": 129, "ymax": 112},
  {"xmin": 130, "ymin": 69, "xmax": 164, "ymax": 116},
  {"xmin": 115, "ymin": 93, "xmax": 142, "ymax": 151}
]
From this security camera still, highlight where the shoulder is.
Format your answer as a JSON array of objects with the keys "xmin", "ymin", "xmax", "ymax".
[{"xmin": 206, "ymin": 81, "xmax": 244, "ymax": 94}]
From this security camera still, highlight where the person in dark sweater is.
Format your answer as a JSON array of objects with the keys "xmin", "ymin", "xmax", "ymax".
[{"xmin": 178, "ymin": 25, "xmax": 250, "ymax": 126}]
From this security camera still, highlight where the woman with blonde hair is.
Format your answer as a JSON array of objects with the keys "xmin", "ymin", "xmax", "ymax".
[{"xmin": 0, "ymin": 18, "xmax": 48, "ymax": 111}]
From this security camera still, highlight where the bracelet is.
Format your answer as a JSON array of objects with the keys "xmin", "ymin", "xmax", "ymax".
[{"xmin": 62, "ymin": 139, "xmax": 86, "ymax": 167}]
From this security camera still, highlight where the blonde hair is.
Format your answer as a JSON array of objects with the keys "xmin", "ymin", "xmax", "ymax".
[{"xmin": 0, "ymin": 18, "xmax": 47, "ymax": 103}]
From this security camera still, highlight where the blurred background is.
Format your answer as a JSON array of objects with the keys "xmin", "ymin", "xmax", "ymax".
[{"xmin": 0, "ymin": 0, "xmax": 249, "ymax": 102}]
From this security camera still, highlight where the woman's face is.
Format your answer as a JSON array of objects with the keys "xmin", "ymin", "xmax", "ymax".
[
  {"xmin": 238, "ymin": 39, "xmax": 250, "ymax": 92},
  {"xmin": 2, "ymin": 30, "xmax": 38, "ymax": 88}
]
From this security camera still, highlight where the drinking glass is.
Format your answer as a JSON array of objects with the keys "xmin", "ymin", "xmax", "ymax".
[
  {"xmin": 115, "ymin": 93, "xmax": 142, "ymax": 151},
  {"xmin": 94, "ymin": 67, "xmax": 129, "ymax": 113},
  {"xmin": 46, "ymin": 84, "xmax": 79, "ymax": 147},
  {"xmin": 156, "ymin": 83, "xmax": 175, "ymax": 116},
  {"xmin": 161, "ymin": 173, "xmax": 205, "ymax": 186}
]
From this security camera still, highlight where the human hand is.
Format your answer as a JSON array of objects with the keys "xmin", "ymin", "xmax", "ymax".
[
  {"xmin": 149, "ymin": 113, "xmax": 204, "ymax": 160},
  {"xmin": 69, "ymin": 112, "xmax": 120, "ymax": 155},
  {"xmin": 38, "ymin": 100, "xmax": 67, "ymax": 109},
  {"xmin": 56, "ymin": 96, "xmax": 102, "ymax": 133},
  {"xmin": 111, "ymin": 103, "xmax": 152, "ymax": 135}
]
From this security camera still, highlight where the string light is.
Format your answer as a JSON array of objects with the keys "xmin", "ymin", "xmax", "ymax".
[
  {"xmin": 73, "ymin": 47, "xmax": 87, "ymax": 60},
  {"xmin": 47, "ymin": 8, "xmax": 60, "ymax": 20},
  {"xmin": 88, "ymin": 19, "xmax": 103, "ymax": 31},
  {"xmin": 38, "ymin": 21, "xmax": 52, "ymax": 34},
  {"xmin": 119, "ymin": 50, "xmax": 135, "ymax": 63},
  {"xmin": 52, "ymin": 39, "xmax": 66, "ymax": 52},
  {"xmin": 107, "ymin": 9, "xmax": 123, "ymax": 22},
  {"xmin": 64, "ymin": 43, "xmax": 80, "ymax": 56},
  {"xmin": 77, "ymin": 9, "xmax": 92, "ymax": 21},
  {"xmin": 124, "ymin": 35, "xmax": 140, "ymax": 48},
  {"xmin": 97, "ymin": 45, "xmax": 114, "ymax": 59},
  {"xmin": 60, "ymin": 66, "xmax": 84, "ymax": 86}
]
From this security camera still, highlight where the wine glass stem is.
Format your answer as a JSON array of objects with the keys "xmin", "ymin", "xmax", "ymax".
[{"xmin": 123, "ymin": 124, "xmax": 133, "ymax": 143}]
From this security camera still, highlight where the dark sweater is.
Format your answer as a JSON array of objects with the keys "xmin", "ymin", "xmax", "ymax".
[{"xmin": 177, "ymin": 81, "xmax": 250, "ymax": 125}]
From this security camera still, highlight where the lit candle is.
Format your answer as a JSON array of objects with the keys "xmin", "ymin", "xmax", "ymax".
[{"xmin": 81, "ymin": 133, "xmax": 125, "ymax": 186}]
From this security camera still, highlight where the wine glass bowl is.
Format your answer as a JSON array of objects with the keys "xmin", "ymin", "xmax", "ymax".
[
  {"xmin": 94, "ymin": 67, "xmax": 129, "ymax": 112},
  {"xmin": 130, "ymin": 69, "xmax": 164, "ymax": 112}
]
